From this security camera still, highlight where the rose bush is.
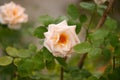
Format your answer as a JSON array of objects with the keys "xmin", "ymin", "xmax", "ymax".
[
  {"xmin": 44, "ymin": 20, "xmax": 80, "ymax": 57},
  {"xmin": 0, "ymin": 2, "xmax": 28, "ymax": 29},
  {"xmin": 0, "ymin": 1, "xmax": 119, "ymax": 80}
]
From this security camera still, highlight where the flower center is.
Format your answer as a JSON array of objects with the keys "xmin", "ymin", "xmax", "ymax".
[
  {"xmin": 13, "ymin": 9, "xmax": 18, "ymax": 16},
  {"xmin": 58, "ymin": 33, "xmax": 68, "ymax": 44}
]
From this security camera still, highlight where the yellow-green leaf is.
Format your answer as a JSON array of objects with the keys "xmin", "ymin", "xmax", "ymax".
[{"xmin": 0, "ymin": 56, "xmax": 13, "ymax": 66}]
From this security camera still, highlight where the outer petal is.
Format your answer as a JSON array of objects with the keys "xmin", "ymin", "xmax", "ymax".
[{"xmin": 57, "ymin": 20, "xmax": 68, "ymax": 27}]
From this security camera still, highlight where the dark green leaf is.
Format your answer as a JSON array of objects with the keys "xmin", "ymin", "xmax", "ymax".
[
  {"xmin": 68, "ymin": 19, "xmax": 81, "ymax": 34},
  {"xmin": 106, "ymin": 33, "xmax": 119, "ymax": 47},
  {"xmin": 99, "ymin": 76, "xmax": 107, "ymax": 80},
  {"xmin": 17, "ymin": 59, "xmax": 34, "ymax": 77},
  {"xmin": 67, "ymin": 4, "xmax": 80, "ymax": 19},
  {"xmin": 114, "ymin": 46, "xmax": 120, "ymax": 56},
  {"xmin": 87, "ymin": 76, "xmax": 98, "ymax": 80},
  {"xmin": 76, "ymin": 23, "xmax": 82, "ymax": 34},
  {"xmin": 46, "ymin": 60, "xmax": 55, "ymax": 70},
  {"xmin": 107, "ymin": 67, "xmax": 120, "ymax": 80},
  {"xmin": 32, "ymin": 51, "xmax": 45, "ymax": 70},
  {"xmin": 34, "ymin": 26, "xmax": 47, "ymax": 38},
  {"xmin": 79, "ymin": 14, "xmax": 87, "ymax": 23},
  {"xmin": 42, "ymin": 47, "xmax": 54, "ymax": 61},
  {"xmin": 55, "ymin": 57, "xmax": 67, "ymax": 69},
  {"xmin": 102, "ymin": 49, "xmax": 111, "ymax": 61},
  {"xmin": 69, "ymin": 67, "xmax": 91, "ymax": 80}
]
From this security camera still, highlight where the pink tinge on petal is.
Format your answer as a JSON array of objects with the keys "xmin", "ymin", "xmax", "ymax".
[{"xmin": 44, "ymin": 20, "xmax": 80, "ymax": 58}]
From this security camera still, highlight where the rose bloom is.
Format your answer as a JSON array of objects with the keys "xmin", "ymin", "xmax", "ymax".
[
  {"xmin": 44, "ymin": 20, "xmax": 80, "ymax": 58},
  {"xmin": 0, "ymin": 2, "xmax": 28, "ymax": 29},
  {"xmin": 94, "ymin": 0, "xmax": 107, "ymax": 5}
]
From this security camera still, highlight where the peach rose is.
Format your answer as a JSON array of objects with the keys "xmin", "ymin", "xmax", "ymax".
[
  {"xmin": 94, "ymin": 0, "xmax": 107, "ymax": 5},
  {"xmin": 44, "ymin": 20, "xmax": 80, "ymax": 58},
  {"xmin": 0, "ymin": 2, "xmax": 28, "ymax": 29}
]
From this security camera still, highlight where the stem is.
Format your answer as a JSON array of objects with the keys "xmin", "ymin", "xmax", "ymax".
[
  {"xmin": 78, "ymin": 4, "xmax": 97, "ymax": 69},
  {"xmin": 78, "ymin": 0, "xmax": 115, "ymax": 69},
  {"xmin": 113, "ymin": 56, "xmax": 115, "ymax": 70},
  {"xmin": 60, "ymin": 57, "xmax": 67, "ymax": 80},
  {"xmin": 78, "ymin": 53, "xmax": 88, "ymax": 69},
  {"xmin": 96, "ymin": 0, "xmax": 115, "ymax": 29},
  {"xmin": 60, "ymin": 67, "xmax": 64, "ymax": 80}
]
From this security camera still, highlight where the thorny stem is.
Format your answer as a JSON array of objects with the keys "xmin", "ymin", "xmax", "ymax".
[{"xmin": 78, "ymin": 0, "xmax": 115, "ymax": 69}]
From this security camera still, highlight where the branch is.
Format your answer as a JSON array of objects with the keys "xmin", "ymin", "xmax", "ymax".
[
  {"xmin": 78, "ymin": 53, "xmax": 87, "ymax": 69},
  {"xmin": 60, "ymin": 67, "xmax": 64, "ymax": 80},
  {"xmin": 113, "ymin": 56, "xmax": 115, "ymax": 70},
  {"xmin": 96, "ymin": 0, "xmax": 115, "ymax": 29},
  {"xmin": 78, "ymin": 0, "xmax": 115, "ymax": 69}
]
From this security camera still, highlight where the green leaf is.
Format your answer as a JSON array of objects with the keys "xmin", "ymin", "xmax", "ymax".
[
  {"xmin": 42, "ymin": 47, "xmax": 54, "ymax": 61},
  {"xmin": 102, "ymin": 49, "xmax": 111, "ymax": 61},
  {"xmin": 69, "ymin": 67, "xmax": 91, "ymax": 80},
  {"xmin": 76, "ymin": 22, "xmax": 82, "ymax": 34},
  {"xmin": 79, "ymin": 14, "xmax": 87, "ymax": 23},
  {"xmin": 99, "ymin": 76, "xmax": 107, "ymax": 80},
  {"xmin": 13, "ymin": 58, "xmax": 21, "ymax": 66},
  {"xmin": 88, "ymin": 48, "xmax": 101, "ymax": 59},
  {"xmin": 105, "ymin": 18, "xmax": 117, "ymax": 30},
  {"xmin": 28, "ymin": 44, "xmax": 37, "ymax": 52},
  {"xmin": 105, "ymin": 33, "xmax": 119, "ymax": 47},
  {"xmin": 55, "ymin": 57, "xmax": 67, "ymax": 69},
  {"xmin": 97, "ymin": 5, "xmax": 107, "ymax": 16},
  {"xmin": 87, "ymin": 76, "xmax": 98, "ymax": 80},
  {"xmin": 90, "ymin": 29, "xmax": 109, "ymax": 40},
  {"xmin": 55, "ymin": 16, "xmax": 68, "ymax": 24},
  {"xmin": 68, "ymin": 19, "xmax": 82, "ymax": 34},
  {"xmin": 89, "ymin": 29, "xmax": 109, "ymax": 47},
  {"xmin": 107, "ymin": 67, "xmax": 120, "ymax": 80},
  {"xmin": 17, "ymin": 59, "xmax": 34, "ymax": 77},
  {"xmin": 67, "ymin": 4, "xmax": 80, "ymax": 19},
  {"xmin": 17, "ymin": 49, "xmax": 32, "ymax": 58},
  {"xmin": 6, "ymin": 47, "xmax": 19, "ymax": 57},
  {"xmin": 46, "ymin": 60, "xmax": 55, "ymax": 70},
  {"xmin": 80, "ymin": 2, "xmax": 96, "ymax": 10},
  {"xmin": 34, "ymin": 26, "xmax": 47, "ymax": 39},
  {"xmin": 0, "ymin": 56, "xmax": 13, "ymax": 66},
  {"xmin": 32, "ymin": 51, "xmax": 45, "ymax": 70},
  {"xmin": 114, "ymin": 46, "xmax": 120, "ymax": 56},
  {"xmin": 74, "ymin": 42, "xmax": 92, "ymax": 54},
  {"xmin": 39, "ymin": 15, "xmax": 54, "ymax": 26}
]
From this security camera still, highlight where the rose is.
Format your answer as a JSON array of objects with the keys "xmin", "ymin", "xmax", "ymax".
[
  {"xmin": 0, "ymin": 2, "xmax": 28, "ymax": 29},
  {"xmin": 94, "ymin": 0, "xmax": 108, "ymax": 5},
  {"xmin": 44, "ymin": 20, "xmax": 80, "ymax": 58}
]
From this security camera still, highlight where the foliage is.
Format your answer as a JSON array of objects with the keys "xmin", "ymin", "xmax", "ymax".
[{"xmin": 0, "ymin": 1, "xmax": 120, "ymax": 80}]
